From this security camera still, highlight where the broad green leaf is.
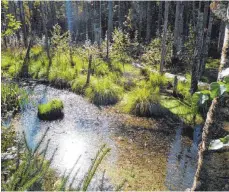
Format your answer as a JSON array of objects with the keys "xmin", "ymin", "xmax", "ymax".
[{"xmin": 210, "ymin": 82, "xmax": 226, "ymax": 98}]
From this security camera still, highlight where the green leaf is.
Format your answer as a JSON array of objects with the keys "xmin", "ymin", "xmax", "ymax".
[{"xmin": 210, "ymin": 82, "xmax": 226, "ymax": 98}]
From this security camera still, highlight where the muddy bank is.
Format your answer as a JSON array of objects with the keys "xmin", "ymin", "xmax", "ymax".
[{"xmin": 10, "ymin": 82, "xmax": 201, "ymax": 190}]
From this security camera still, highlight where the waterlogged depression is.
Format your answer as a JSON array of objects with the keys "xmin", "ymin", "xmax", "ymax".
[{"xmin": 13, "ymin": 82, "xmax": 201, "ymax": 190}]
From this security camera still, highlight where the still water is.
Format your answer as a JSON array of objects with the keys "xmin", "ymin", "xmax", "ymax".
[{"xmin": 13, "ymin": 82, "xmax": 201, "ymax": 190}]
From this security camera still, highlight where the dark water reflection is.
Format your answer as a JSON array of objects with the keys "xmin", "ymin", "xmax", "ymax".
[
  {"xmin": 165, "ymin": 126, "xmax": 202, "ymax": 190},
  {"xmin": 9, "ymin": 82, "xmax": 201, "ymax": 190}
]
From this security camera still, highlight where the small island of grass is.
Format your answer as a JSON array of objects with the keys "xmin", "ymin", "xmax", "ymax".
[{"xmin": 38, "ymin": 99, "xmax": 64, "ymax": 120}]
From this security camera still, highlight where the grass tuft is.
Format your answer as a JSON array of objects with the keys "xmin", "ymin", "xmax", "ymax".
[
  {"xmin": 149, "ymin": 73, "xmax": 167, "ymax": 89},
  {"xmin": 122, "ymin": 86, "xmax": 162, "ymax": 117},
  {"xmin": 86, "ymin": 77, "xmax": 123, "ymax": 105},
  {"xmin": 38, "ymin": 99, "xmax": 64, "ymax": 120}
]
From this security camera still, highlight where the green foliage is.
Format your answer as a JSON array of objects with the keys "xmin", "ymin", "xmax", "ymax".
[
  {"xmin": 1, "ymin": 128, "xmax": 57, "ymax": 191},
  {"xmin": 38, "ymin": 99, "xmax": 64, "ymax": 120},
  {"xmin": 219, "ymin": 135, "xmax": 229, "ymax": 144},
  {"xmin": 1, "ymin": 51, "xmax": 24, "ymax": 77},
  {"xmin": 1, "ymin": 83, "xmax": 28, "ymax": 117},
  {"xmin": 71, "ymin": 75, "xmax": 87, "ymax": 94},
  {"xmin": 2, "ymin": 14, "xmax": 21, "ymax": 37},
  {"xmin": 31, "ymin": 46, "xmax": 43, "ymax": 59},
  {"xmin": 142, "ymin": 37, "xmax": 172, "ymax": 67},
  {"xmin": 177, "ymin": 81, "xmax": 192, "ymax": 101},
  {"xmin": 111, "ymin": 28, "xmax": 131, "ymax": 63},
  {"xmin": 205, "ymin": 58, "xmax": 220, "ymax": 69},
  {"xmin": 51, "ymin": 24, "xmax": 70, "ymax": 55},
  {"xmin": 183, "ymin": 25, "xmax": 195, "ymax": 66},
  {"xmin": 48, "ymin": 54, "xmax": 77, "ymax": 82},
  {"xmin": 93, "ymin": 58, "xmax": 110, "ymax": 76},
  {"xmin": 86, "ymin": 77, "xmax": 123, "ymax": 105},
  {"xmin": 140, "ymin": 66, "xmax": 151, "ymax": 79},
  {"xmin": 160, "ymin": 96, "xmax": 203, "ymax": 124},
  {"xmin": 149, "ymin": 73, "xmax": 167, "ymax": 89},
  {"xmin": 210, "ymin": 82, "xmax": 227, "ymax": 99},
  {"xmin": 122, "ymin": 87, "xmax": 162, "ymax": 117},
  {"xmin": 82, "ymin": 144, "xmax": 111, "ymax": 191}
]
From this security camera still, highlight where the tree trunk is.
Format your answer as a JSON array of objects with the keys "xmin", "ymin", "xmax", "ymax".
[
  {"xmin": 217, "ymin": 21, "xmax": 225, "ymax": 53},
  {"xmin": 146, "ymin": 1, "xmax": 152, "ymax": 42},
  {"xmin": 173, "ymin": 1, "xmax": 180, "ymax": 57},
  {"xmin": 218, "ymin": 23, "xmax": 229, "ymax": 81},
  {"xmin": 118, "ymin": 0, "xmax": 122, "ymax": 28},
  {"xmin": 172, "ymin": 1, "xmax": 184, "ymax": 64},
  {"xmin": 20, "ymin": 38, "xmax": 33, "ymax": 78},
  {"xmin": 191, "ymin": 97, "xmax": 219, "ymax": 191},
  {"xmin": 200, "ymin": 9, "xmax": 213, "ymax": 76},
  {"xmin": 19, "ymin": 1, "xmax": 28, "ymax": 48},
  {"xmin": 190, "ymin": 12, "xmax": 204, "ymax": 95},
  {"xmin": 86, "ymin": 55, "xmax": 92, "ymax": 85},
  {"xmin": 107, "ymin": 0, "xmax": 113, "ymax": 59},
  {"xmin": 160, "ymin": 1, "xmax": 169, "ymax": 74},
  {"xmin": 157, "ymin": 1, "xmax": 163, "ymax": 37},
  {"xmin": 40, "ymin": 2, "xmax": 52, "ymax": 73},
  {"xmin": 13, "ymin": 1, "xmax": 21, "ymax": 46}
]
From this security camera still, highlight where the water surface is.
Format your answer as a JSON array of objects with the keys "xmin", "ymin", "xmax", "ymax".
[{"xmin": 13, "ymin": 82, "xmax": 201, "ymax": 190}]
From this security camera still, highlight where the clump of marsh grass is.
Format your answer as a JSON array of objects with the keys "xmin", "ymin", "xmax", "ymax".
[
  {"xmin": 122, "ymin": 86, "xmax": 163, "ymax": 117},
  {"xmin": 149, "ymin": 73, "xmax": 167, "ymax": 89},
  {"xmin": 86, "ymin": 77, "xmax": 123, "ymax": 105}
]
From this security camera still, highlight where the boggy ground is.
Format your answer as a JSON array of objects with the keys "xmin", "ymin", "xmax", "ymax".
[{"xmin": 11, "ymin": 81, "xmax": 200, "ymax": 190}]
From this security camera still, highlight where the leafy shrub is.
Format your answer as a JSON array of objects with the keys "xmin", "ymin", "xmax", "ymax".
[
  {"xmin": 111, "ymin": 28, "xmax": 131, "ymax": 63},
  {"xmin": 38, "ymin": 99, "xmax": 64, "ymax": 120},
  {"xmin": 122, "ymin": 87, "xmax": 162, "ymax": 117},
  {"xmin": 86, "ymin": 77, "xmax": 123, "ymax": 105}
]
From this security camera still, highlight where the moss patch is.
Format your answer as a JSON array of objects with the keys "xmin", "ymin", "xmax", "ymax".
[{"xmin": 38, "ymin": 99, "xmax": 64, "ymax": 120}]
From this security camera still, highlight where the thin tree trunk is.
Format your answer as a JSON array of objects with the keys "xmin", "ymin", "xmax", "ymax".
[
  {"xmin": 217, "ymin": 21, "xmax": 225, "ymax": 53},
  {"xmin": 20, "ymin": 38, "xmax": 33, "ymax": 78},
  {"xmin": 13, "ymin": 1, "xmax": 21, "ymax": 46},
  {"xmin": 19, "ymin": 1, "xmax": 28, "ymax": 48},
  {"xmin": 173, "ymin": 1, "xmax": 180, "ymax": 57},
  {"xmin": 107, "ymin": 0, "xmax": 113, "ymax": 59},
  {"xmin": 146, "ymin": 1, "xmax": 152, "ymax": 42},
  {"xmin": 160, "ymin": 1, "xmax": 169, "ymax": 74},
  {"xmin": 86, "ymin": 55, "xmax": 92, "ymax": 85},
  {"xmin": 190, "ymin": 12, "xmax": 204, "ymax": 94},
  {"xmin": 200, "ymin": 10, "xmax": 213, "ymax": 76},
  {"xmin": 40, "ymin": 2, "xmax": 52, "ymax": 73},
  {"xmin": 118, "ymin": 0, "xmax": 122, "ymax": 28},
  {"xmin": 178, "ymin": 2, "xmax": 184, "ymax": 53},
  {"xmin": 157, "ymin": 1, "xmax": 163, "ymax": 37},
  {"xmin": 218, "ymin": 23, "xmax": 229, "ymax": 81}
]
